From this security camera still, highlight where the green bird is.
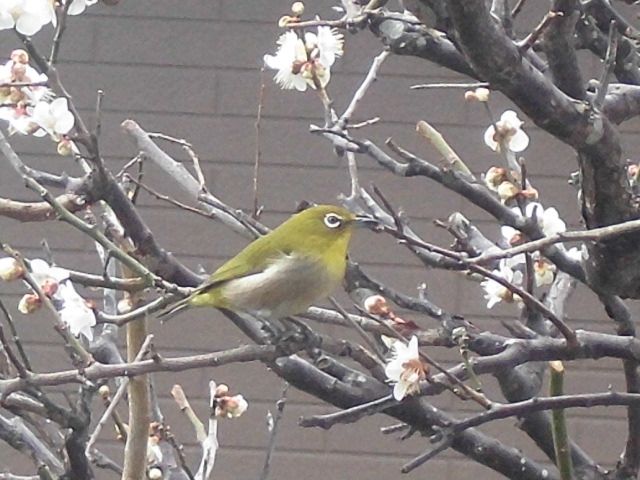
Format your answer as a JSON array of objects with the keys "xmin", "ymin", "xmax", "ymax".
[{"xmin": 161, "ymin": 205, "xmax": 373, "ymax": 320}]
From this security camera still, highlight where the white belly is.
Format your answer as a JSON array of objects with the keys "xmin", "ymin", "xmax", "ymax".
[{"xmin": 221, "ymin": 254, "xmax": 336, "ymax": 319}]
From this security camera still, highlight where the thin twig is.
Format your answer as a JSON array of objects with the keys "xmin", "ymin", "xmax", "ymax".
[
  {"xmin": 329, "ymin": 297, "xmax": 385, "ymax": 362},
  {"xmin": 260, "ymin": 383, "xmax": 289, "ymax": 480},
  {"xmin": 410, "ymin": 82, "xmax": 489, "ymax": 90},
  {"xmin": 253, "ymin": 67, "xmax": 266, "ymax": 218},
  {"xmin": 85, "ymin": 335, "xmax": 153, "ymax": 457}
]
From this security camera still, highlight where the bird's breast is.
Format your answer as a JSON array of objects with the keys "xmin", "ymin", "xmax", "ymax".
[{"xmin": 221, "ymin": 253, "xmax": 341, "ymax": 319}]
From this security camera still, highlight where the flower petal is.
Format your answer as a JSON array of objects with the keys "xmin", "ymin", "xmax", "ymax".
[{"xmin": 508, "ymin": 129, "xmax": 529, "ymax": 152}]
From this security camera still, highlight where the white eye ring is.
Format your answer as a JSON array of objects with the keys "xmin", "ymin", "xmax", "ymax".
[{"xmin": 324, "ymin": 213, "xmax": 343, "ymax": 229}]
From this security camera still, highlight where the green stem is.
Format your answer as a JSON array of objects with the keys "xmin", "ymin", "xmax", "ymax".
[{"xmin": 549, "ymin": 361, "xmax": 574, "ymax": 480}]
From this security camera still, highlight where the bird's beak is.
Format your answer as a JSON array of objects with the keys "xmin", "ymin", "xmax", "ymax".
[{"xmin": 353, "ymin": 215, "xmax": 379, "ymax": 228}]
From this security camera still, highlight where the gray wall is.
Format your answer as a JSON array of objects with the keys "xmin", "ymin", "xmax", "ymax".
[{"xmin": 0, "ymin": 1, "xmax": 638, "ymax": 478}]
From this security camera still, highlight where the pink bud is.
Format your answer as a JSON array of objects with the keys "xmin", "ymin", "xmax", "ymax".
[{"xmin": 18, "ymin": 294, "xmax": 41, "ymax": 314}]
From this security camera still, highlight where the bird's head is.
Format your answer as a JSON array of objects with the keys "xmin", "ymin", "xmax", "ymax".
[{"xmin": 279, "ymin": 204, "xmax": 376, "ymax": 255}]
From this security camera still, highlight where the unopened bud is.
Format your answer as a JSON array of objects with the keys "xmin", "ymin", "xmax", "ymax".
[
  {"xmin": 215, "ymin": 384, "xmax": 229, "ymax": 397},
  {"xmin": 497, "ymin": 181, "xmax": 519, "ymax": 202},
  {"xmin": 57, "ymin": 139, "xmax": 73, "ymax": 156},
  {"xmin": 147, "ymin": 467, "xmax": 162, "ymax": 480},
  {"xmin": 0, "ymin": 257, "xmax": 24, "ymax": 281},
  {"xmin": 291, "ymin": 1, "xmax": 304, "ymax": 16},
  {"xmin": 10, "ymin": 49, "xmax": 29, "ymax": 65},
  {"xmin": 98, "ymin": 385, "xmax": 111, "ymax": 398},
  {"xmin": 364, "ymin": 294, "xmax": 390, "ymax": 316},
  {"xmin": 464, "ymin": 87, "xmax": 490, "ymax": 103},
  {"xmin": 484, "ymin": 166, "xmax": 507, "ymax": 190},
  {"xmin": 18, "ymin": 294, "xmax": 41, "ymax": 314}
]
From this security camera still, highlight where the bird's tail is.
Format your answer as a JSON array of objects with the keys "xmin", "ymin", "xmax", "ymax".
[{"xmin": 158, "ymin": 296, "xmax": 192, "ymax": 322}]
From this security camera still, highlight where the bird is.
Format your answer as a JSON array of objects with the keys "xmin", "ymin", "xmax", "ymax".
[{"xmin": 160, "ymin": 204, "xmax": 374, "ymax": 322}]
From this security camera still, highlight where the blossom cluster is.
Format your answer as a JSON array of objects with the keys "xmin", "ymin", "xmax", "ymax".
[
  {"xmin": 0, "ymin": 256, "xmax": 96, "ymax": 340},
  {"xmin": 0, "ymin": 0, "xmax": 96, "ymax": 36},
  {"xmin": 480, "ymin": 201, "xmax": 581, "ymax": 309},
  {"xmin": 264, "ymin": 26, "xmax": 344, "ymax": 91},
  {"xmin": 0, "ymin": 49, "xmax": 75, "ymax": 147}
]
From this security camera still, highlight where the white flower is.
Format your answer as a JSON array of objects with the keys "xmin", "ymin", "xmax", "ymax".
[
  {"xmin": 484, "ymin": 110, "xmax": 529, "ymax": 153},
  {"xmin": 0, "ymin": 0, "xmax": 55, "ymax": 36},
  {"xmin": 264, "ymin": 31, "xmax": 308, "ymax": 91},
  {"xmin": 306, "ymin": 26, "xmax": 344, "ymax": 68},
  {"xmin": 31, "ymin": 97, "xmax": 74, "ymax": 138},
  {"xmin": 67, "ymin": 0, "xmax": 98, "ymax": 15},
  {"xmin": 384, "ymin": 336, "xmax": 427, "ymax": 401},
  {"xmin": 524, "ymin": 203, "xmax": 566, "ymax": 237},
  {"xmin": 482, "ymin": 261, "xmax": 523, "ymax": 308},
  {"xmin": 29, "ymin": 258, "xmax": 69, "ymax": 285},
  {"xmin": 215, "ymin": 394, "xmax": 248, "ymax": 418},
  {"xmin": 0, "ymin": 257, "xmax": 23, "ymax": 281},
  {"xmin": 566, "ymin": 246, "xmax": 583, "ymax": 262},
  {"xmin": 264, "ymin": 27, "xmax": 343, "ymax": 91},
  {"xmin": 0, "ymin": 107, "xmax": 36, "ymax": 135},
  {"xmin": 25, "ymin": 259, "xmax": 95, "ymax": 340},
  {"xmin": 56, "ymin": 282, "xmax": 96, "ymax": 340},
  {"xmin": 501, "ymin": 225, "xmax": 522, "ymax": 246}
]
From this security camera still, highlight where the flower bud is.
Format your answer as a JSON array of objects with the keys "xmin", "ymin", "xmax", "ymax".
[
  {"xmin": 364, "ymin": 294, "xmax": 390, "ymax": 316},
  {"xmin": 214, "ymin": 383, "xmax": 229, "ymax": 397},
  {"xmin": 57, "ymin": 139, "xmax": 74, "ymax": 156},
  {"xmin": 148, "ymin": 467, "xmax": 162, "ymax": 480},
  {"xmin": 484, "ymin": 166, "xmax": 507, "ymax": 190},
  {"xmin": 18, "ymin": 294, "xmax": 41, "ymax": 314},
  {"xmin": 215, "ymin": 394, "xmax": 248, "ymax": 418},
  {"xmin": 464, "ymin": 87, "xmax": 490, "ymax": 102},
  {"xmin": 98, "ymin": 385, "xmax": 111, "ymax": 398},
  {"xmin": 497, "ymin": 181, "xmax": 519, "ymax": 202},
  {"xmin": 474, "ymin": 87, "xmax": 490, "ymax": 102},
  {"xmin": 291, "ymin": 1, "xmax": 304, "ymax": 16},
  {"xmin": 10, "ymin": 49, "xmax": 29, "ymax": 65},
  {"xmin": 0, "ymin": 257, "xmax": 24, "ymax": 281}
]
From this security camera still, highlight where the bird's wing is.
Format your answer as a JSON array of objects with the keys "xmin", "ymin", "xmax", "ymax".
[{"xmin": 159, "ymin": 236, "xmax": 289, "ymax": 319}]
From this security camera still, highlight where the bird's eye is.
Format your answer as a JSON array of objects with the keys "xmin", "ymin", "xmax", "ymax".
[{"xmin": 324, "ymin": 213, "xmax": 343, "ymax": 229}]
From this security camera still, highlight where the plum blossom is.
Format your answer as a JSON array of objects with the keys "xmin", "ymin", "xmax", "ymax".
[
  {"xmin": 482, "ymin": 261, "xmax": 523, "ymax": 308},
  {"xmin": 384, "ymin": 336, "xmax": 428, "ymax": 400},
  {"xmin": 19, "ymin": 259, "xmax": 96, "ymax": 340},
  {"xmin": 67, "ymin": 0, "xmax": 98, "ymax": 15},
  {"xmin": 0, "ymin": 50, "xmax": 52, "ymax": 135},
  {"xmin": 30, "ymin": 97, "xmax": 75, "ymax": 139},
  {"xmin": 524, "ymin": 203, "xmax": 566, "ymax": 237},
  {"xmin": 0, "ymin": 0, "xmax": 55, "ymax": 36},
  {"xmin": 264, "ymin": 26, "xmax": 343, "ymax": 91},
  {"xmin": 566, "ymin": 246, "xmax": 584, "ymax": 262},
  {"xmin": 484, "ymin": 110, "xmax": 530, "ymax": 153}
]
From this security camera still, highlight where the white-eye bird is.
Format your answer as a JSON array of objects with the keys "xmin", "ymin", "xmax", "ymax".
[{"xmin": 160, "ymin": 205, "xmax": 373, "ymax": 320}]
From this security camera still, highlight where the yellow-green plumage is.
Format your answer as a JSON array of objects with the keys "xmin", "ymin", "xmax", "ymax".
[{"xmin": 163, "ymin": 205, "xmax": 363, "ymax": 320}]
